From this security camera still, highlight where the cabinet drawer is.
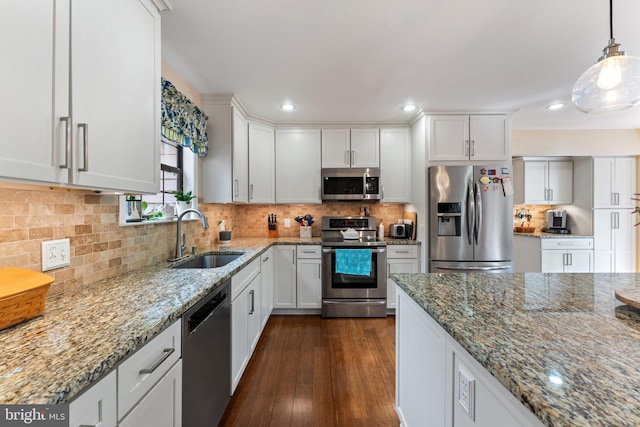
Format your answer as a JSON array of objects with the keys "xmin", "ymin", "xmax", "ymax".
[
  {"xmin": 540, "ymin": 238, "xmax": 593, "ymax": 250},
  {"xmin": 118, "ymin": 320, "xmax": 181, "ymax": 421},
  {"xmin": 297, "ymin": 245, "xmax": 322, "ymax": 259},
  {"xmin": 232, "ymin": 257, "xmax": 260, "ymax": 300},
  {"xmin": 387, "ymin": 245, "xmax": 418, "ymax": 259},
  {"xmin": 69, "ymin": 370, "xmax": 117, "ymax": 427}
]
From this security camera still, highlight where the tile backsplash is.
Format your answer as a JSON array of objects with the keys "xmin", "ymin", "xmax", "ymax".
[{"xmin": 0, "ymin": 183, "xmax": 406, "ymax": 295}]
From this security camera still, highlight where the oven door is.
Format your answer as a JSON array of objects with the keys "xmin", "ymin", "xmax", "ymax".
[{"xmin": 322, "ymin": 246, "xmax": 387, "ymax": 299}]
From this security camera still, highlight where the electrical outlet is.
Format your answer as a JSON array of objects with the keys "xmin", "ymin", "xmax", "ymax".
[
  {"xmin": 458, "ymin": 364, "xmax": 476, "ymax": 420},
  {"xmin": 284, "ymin": 218, "xmax": 291, "ymax": 228},
  {"xmin": 42, "ymin": 238, "xmax": 71, "ymax": 271}
]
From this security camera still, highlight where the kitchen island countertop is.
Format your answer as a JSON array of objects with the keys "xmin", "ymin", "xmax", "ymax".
[{"xmin": 393, "ymin": 272, "xmax": 640, "ymax": 427}]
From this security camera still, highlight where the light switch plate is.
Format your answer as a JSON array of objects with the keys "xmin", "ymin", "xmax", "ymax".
[
  {"xmin": 42, "ymin": 238, "xmax": 71, "ymax": 271},
  {"xmin": 284, "ymin": 218, "xmax": 291, "ymax": 228},
  {"xmin": 458, "ymin": 364, "xmax": 476, "ymax": 421}
]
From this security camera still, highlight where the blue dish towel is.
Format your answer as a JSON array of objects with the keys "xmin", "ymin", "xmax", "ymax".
[{"xmin": 335, "ymin": 249, "xmax": 372, "ymax": 276}]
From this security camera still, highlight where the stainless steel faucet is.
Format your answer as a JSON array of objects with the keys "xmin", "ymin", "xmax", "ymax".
[{"xmin": 170, "ymin": 208, "xmax": 209, "ymax": 261}]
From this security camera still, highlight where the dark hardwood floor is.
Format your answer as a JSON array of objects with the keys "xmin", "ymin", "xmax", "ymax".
[{"xmin": 219, "ymin": 315, "xmax": 399, "ymax": 427}]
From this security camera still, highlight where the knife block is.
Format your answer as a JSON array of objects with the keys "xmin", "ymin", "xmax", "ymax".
[{"xmin": 268, "ymin": 228, "xmax": 278, "ymax": 238}]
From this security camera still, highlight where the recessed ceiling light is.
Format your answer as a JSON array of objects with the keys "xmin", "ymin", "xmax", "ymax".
[
  {"xmin": 546, "ymin": 103, "xmax": 565, "ymax": 111},
  {"xmin": 402, "ymin": 104, "xmax": 417, "ymax": 112},
  {"xmin": 281, "ymin": 103, "xmax": 295, "ymax": 111}
]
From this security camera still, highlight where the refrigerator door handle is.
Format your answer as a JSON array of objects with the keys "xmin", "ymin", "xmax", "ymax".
[
  {"xmin": 474, "ymin": 181, "xmax": 482, "ymax": 245},
  {"xmin": 466, "ymin": 180, "xmax": 474, "ymax": 245}
]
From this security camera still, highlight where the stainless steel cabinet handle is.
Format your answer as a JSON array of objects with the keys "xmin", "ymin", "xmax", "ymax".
[
  {"xmin": 249, "ymin": 290, "xmax": 255, "ymax": 314},
  {"xmin": 77, "ymin": 123, "xmax": 89, "ymax": 172},
  {"xmin": 351, "ymin": 150, "xmax": 355, "ymax": 165},
  {"xmin": 234, "ymin": 179, "xmax": 239, "ymax": 197},
  {"xmin": 549, "ymin": 188, "xmax": 553, "ymax": 201},
  {"xmin": 59, "ymin": 117, "xmax": 70, "ymax": 169},
  {"xmin": 262, "ymin": 256, "xmax": 269, "ymax": 262},
  {"xmin": 569, "ymin": 253, "xmax": 573, "ymax": 265},
  {"xmin": 611, "ymin": 192, "xmax": 616, "ymax": 205},
  {"xmin": 387, "ymin": 263, "xmax": 391, "ymax": 278},
  {"xmin": 615, "ymin": 193, "xmax": 620, "ymax": 205},
  {"xmin": 250, "ymin": 184, "xmax": 254, "ymax": 200},
  {"xmin": 318, "ymin": 264, "xmax": 321, "ymax": 279},
  {"xmin": 395, "ymin": 250, "xmax": 410, "ymax": 253},
  {"xmin": 464, "ymin": 140, "xmax": 469, "ymax": 157},
  {"xmin": 293, "ymin": 249, "xmax": 296, "ymax": 264},
  {"xmin": 381, "ymin": 185, "xmax": 385, "ymax": 200},
  {"xmin": 139, "ymin": 348, "xmax": 175, "ymax": 374},
  {"xmin": 470, "ymin": 140, "xmax": 475, "ymax": 157}
]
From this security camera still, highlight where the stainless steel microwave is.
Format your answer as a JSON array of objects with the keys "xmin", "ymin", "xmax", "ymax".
[{"xmin": 321, "ymin": 168, "xmax": 381, "ymax": 201}]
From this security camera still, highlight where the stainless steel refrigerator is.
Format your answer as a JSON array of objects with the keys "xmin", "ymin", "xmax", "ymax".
[{"xmin": 429, "ymin": 165, "xmax": 513, "ymax": 273}]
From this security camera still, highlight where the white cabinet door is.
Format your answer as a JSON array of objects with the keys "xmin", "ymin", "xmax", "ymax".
[
  {"xmin": 547, "ymin": 161, "xmax": 573, "ymax": 204},
  {"xmin": 260, "ymin": 248, "xmax": 274, "ymax": 329},
  {"xmin": 593, "ymin": 157, "xmax": 636, "ymax": 208},
  {"xmin": 69, "ymin": 371, "xmax": 117, "ymax": 427},
  {"xmin": 429, "ymin": 115, "xmax": 469, "ymax": 161},
  {"xmin": 232, "ymin": 108, "xmax": 249, "ymax": 203},
  {"xmin": 468, "ymin": 115, "xmax": 509, "ymax": 161},
  {"xmin": 380, "ymin": 128, "xmax": 411, "ymax": 203},
  {"xmin": 273, "ymin": 245, "xmax": 297, "ymax": 308},
  {"xmin": 594, "ymin": 210, "xmax": 614, "ymax": 273},
  {"xmin": 119, "ymin": 360, "xmax": 182, "ymax": 427},
  {"xmin": 249, "ymin": 122, "xmax": 275, "ymax": 203},
  {"xmin": 321, "ymin": 129, "xmax": 351, "ymax": 167},
  {"xmin": 566, "ymin": 251, "xmax": 592, "ymax": 273},
  {"xmin": 247, "ymin": 274, "xmax": 262, "ymax": 355},
  {"xmin": 231, "ymin": 285, "xmax": 249, "ymax": 392},
  {"xmin": 275, "ymin": 129, "xmax": 322, "ymax": 203},
  {"xmin": 0, "ymin": 1, "xmax": 69, "ymax": 185},
  {"xmin": 350, "ymin": 129, "xmax": 380, "ymax": 167},
  {"xmin": 540, "ymin": 251, "xmax": 565, "ymax": 273},
  {"xmin": 71, "ymin": 0, "xmax": 160, "ymax": 193},
  {"xmin": 522, "ymin": 162, "xmax": 548, "ymax": 204},
  {"xmin": 594, "ymin": 209, "xmax": 636, "ymax": 273},
  {"xmin": 297, "ymin": 258, "xmax": 322, "ymax": 309},
  {"xmin": 614, "ymin": 209, "xmax": 635, "ymax": 272},
  {"xmin": 387, "ymin": 258, "xmax": 418, "ymax": 309}
]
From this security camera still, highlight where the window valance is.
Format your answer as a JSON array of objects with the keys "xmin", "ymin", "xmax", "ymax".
[{"xmin": 161, "ymin": 78, "xmax": 209, "ymax": 157}]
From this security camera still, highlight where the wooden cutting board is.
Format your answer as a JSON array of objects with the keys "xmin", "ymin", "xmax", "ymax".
[
  {"xmin": 615, "ymin": 288, "xmax": 640, "ymax": 310},
  {"xmin": 403, "ymin": 211, "xmax": 417, "ymax": 240}
]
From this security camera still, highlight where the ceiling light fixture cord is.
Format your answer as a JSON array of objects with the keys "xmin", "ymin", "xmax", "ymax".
[{"xmin": 609, "ymin": 0, "xmax": 613, "ymax": 40}]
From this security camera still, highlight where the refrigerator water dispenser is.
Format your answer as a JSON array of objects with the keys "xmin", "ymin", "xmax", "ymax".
[{"xmin": 437, "ymin": 202, "xmax": 461, "ymax": 236}]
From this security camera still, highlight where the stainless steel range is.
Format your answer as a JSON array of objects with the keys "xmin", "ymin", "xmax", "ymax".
[{"xmin": 321, "ymin": 216, "xmax": 387, "ymax": 317}]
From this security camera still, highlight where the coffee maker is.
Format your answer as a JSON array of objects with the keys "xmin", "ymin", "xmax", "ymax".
[{"xmin": 542, "ymin": 209, "xmax": 570, "ymax": 234}]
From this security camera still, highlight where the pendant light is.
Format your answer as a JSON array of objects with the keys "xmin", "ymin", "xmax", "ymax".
[{"xmin": 572, "ymin": 0, "xmax": 640, "ymax": 114}]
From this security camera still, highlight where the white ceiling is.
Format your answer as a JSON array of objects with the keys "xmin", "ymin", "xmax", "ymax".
[{"xmin": 161, "ymin": 0, "xmax": 640, "ymax": 129}]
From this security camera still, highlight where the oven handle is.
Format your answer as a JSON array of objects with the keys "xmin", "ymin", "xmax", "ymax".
[{"xmin": 322, "ymin": 248, "xmax": 386, "ymax": 254}]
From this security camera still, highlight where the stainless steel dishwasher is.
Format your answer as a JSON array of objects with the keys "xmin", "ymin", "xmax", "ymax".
[{"xmin": 182, "ymin": 279, "xmax": 231, "ymax": 427}]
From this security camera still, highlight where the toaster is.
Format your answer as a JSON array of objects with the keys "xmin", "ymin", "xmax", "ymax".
[{"xmin": 390, "ymin": 224, "xmax": 406, "ymax": 238}]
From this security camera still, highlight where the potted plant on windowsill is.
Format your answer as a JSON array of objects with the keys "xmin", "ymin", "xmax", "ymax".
[{"xmin": 171, "ymin": 190, "xmax": 196, "ymax": 216}]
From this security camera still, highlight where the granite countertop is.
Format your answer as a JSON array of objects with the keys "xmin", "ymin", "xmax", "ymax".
[
  {"xmin": 0, "ymin": 235, "xmax": 419, "ymax": 405},
  {"xmin": 393, "ymin": 272, "xmax": 640, "ymax": 427},
  {"xmin": 514, "ymin": 231, "xmax": 594, "ymax": 239}
]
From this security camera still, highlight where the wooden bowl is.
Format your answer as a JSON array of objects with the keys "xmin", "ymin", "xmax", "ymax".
[{"xmin": 514, "ymin": 226, "xmax": 535, "ymax": 233}]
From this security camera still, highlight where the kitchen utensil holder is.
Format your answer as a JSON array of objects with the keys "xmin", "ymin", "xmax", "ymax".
[
  {"xmin": 300, "ymin": 226, "xmax": 312, "ymax": 238},
  {"xmin": 268, "ymin": 229, "xmax": 278, "ymax": 238}
]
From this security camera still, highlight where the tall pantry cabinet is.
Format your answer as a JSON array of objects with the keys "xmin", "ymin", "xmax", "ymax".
[
  {"xmin": 1, "ymin": 0, "xmax": 161, "ymax": 194},
  {"xmin": 592, "ymin": 157, "xmax": 636, "ymax": 273}
]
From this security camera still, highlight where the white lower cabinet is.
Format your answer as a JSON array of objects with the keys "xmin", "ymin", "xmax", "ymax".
[
  {"xmin": 119, "ymin": 360, "xmax": 182, "ymax": 427},
  {"xmin": 273, "ymin": 245, "xmax": 322, "ymax": 310},
  {"xmin": 231, "ymin": 258, "xmax": 261, "ymax": 393},
  {"xmin": 397, "ymin": 289, "xmax": 544, "ymax": 427},
  {"xmin": 593, "ymin": 209, "xmax": 636, "ymax": 273},
  {"xmin": 69, "ymin": 370, "xmax": 117, "ymax": 427},
  {"xmin": 296, "ymin": 246, "xmax": 322, "ymax": 309},
  {"xmin": 540, "ymin": 238, "xmax": 593, "ymax": 273},
  {"xmin": 260, "ymin": 248, "xmax": 274, "ymax": 329},
  {"xmin": 386, "ymin": 245, "xmax": 419, "ymax": 310},
  {"xmin": 69, "ymin": 320, "xmax": 182, "ymax": 427}
]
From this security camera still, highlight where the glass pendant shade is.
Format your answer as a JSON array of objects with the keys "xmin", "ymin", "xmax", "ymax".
[{"xmin": 572, "ymin": 53, "xmax": 640, "ymax": 114}]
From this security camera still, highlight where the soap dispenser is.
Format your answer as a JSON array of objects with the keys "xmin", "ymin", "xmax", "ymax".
[{"xmin": 378, "ymin": 221, "xmax": 384, "ymax": 239}]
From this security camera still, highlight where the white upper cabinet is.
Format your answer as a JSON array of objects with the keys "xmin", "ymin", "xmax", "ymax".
[
  {"xmin": 202, "ymin": 99, "xmax": 250, "ymax": 203},
  {"xmin": 275, "ymin": 129, "xmax": 322, "ymax": 203},
  {"xmin": 321, "ymin": 128, "xmax": 379, "ymax": 168},
  {"xmin": 593, "ymin": 157, "xmax": 635, "ymax": 208},
  {"xmin": 1, "ymin": 0, "xmax": 160, "ymax": 193},
  {"xmin": 380, "ymin": 128, "xmax": 411, "ymax": 203},
  {"xmin": 513, "ymin": 159, "xmax": 573, "ymax": 205},
  {"xmin": 248, "ymin": 122, "xmax": 275, "ymax": 203},
  {"xmin": 429, "ymin": 115, "xmax": 510, "ymax": 162}
]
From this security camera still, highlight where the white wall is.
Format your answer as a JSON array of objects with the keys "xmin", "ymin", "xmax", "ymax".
[{"xmin": 512, "ymin": 129, "xmax": 640, "ymax": 156}]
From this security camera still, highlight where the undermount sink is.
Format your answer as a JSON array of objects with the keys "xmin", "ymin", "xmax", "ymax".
[{"xmin": 173, "ymin": 253, "xmax": 244, "ymax": 269}]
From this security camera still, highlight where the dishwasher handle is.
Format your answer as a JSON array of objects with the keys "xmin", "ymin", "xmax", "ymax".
[{"xmin": 187, "ymin": 286, "xmax": 228, "ymax": 335}]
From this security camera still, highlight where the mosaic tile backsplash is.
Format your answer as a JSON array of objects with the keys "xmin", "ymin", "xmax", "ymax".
[{"xmin": 0, "ymin": 184, "xmax": 405, "ymax": 295}]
